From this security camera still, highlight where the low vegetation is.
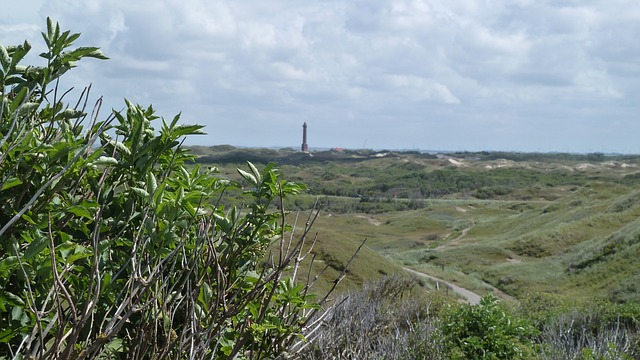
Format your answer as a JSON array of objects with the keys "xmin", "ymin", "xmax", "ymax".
[{"xmin": 298, "ymin": 276, "xmax": 640, "ymax": 359}]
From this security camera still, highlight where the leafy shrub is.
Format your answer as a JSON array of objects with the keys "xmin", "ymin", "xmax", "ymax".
[
  {"xmin": 509, "ymin": 237, "xmax": 551, "ymax": 258},
  {"xmin": 475, "ymin": 186, "xmax": 512, "ymax": 200},
  {"xmin": 0, "ymin": 18, "xmax": 339, "ymax": 359},
  {"xmin": 441, "ymin": 294, "xmax": 538, "ymax": 359}
]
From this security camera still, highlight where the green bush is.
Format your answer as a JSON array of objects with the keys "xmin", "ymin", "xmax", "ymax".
[
  {"xmin": 0, "ymin": 18, "xmax": 330, "ymax": 359},
  {"xmin": 441, "ymin": 294, "xmax": 538, "ymax": 359}
]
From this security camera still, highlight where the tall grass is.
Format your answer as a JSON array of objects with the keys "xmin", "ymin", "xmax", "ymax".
[{"xmin": 293, "ymin": 275, "xmax": 448, "ymax": 359}]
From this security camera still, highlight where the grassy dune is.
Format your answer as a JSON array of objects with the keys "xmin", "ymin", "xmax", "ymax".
[{"xmin": 194, "ymin": 146, "xmax": 640, "ymax": 303}]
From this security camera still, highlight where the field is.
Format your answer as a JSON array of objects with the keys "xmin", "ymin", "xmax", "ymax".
[{"xmin": 193, "ymin": 145, "xmax": 640, "ymax": 303}]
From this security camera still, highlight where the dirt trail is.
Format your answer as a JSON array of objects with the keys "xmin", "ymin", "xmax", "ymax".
[
  {"xmin": 403, "ymin": 267, "xmax": 481, "ymax": 305},
  {"xmin": 434, "ymin": 227, "xmax": 471, "ymax": 251},
  {"xmin": 411, "ymin": 226, "xmax": 481, "ymax": 304},
  {"xmin": 402, "ymin": 218, "xmax": 516, "ymax": 305},
  {"xmin": 403, "ymin": 266, "xmax": 516, "ymax": 305}
]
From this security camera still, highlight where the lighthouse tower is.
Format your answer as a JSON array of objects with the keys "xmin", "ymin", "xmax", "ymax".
[{"xmin": 301, "ymin": 122, "xmax": 308, "ymax": 152}]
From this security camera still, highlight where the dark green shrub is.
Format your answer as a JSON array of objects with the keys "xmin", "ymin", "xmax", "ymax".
[{"xmin": 441, "ymin": 294, "xmax": 538, "ymax": 359}]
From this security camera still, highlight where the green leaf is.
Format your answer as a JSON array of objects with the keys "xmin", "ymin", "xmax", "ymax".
[
  {"xmin": 248, "ymin": 303, "xmax": 259, "ymax": 319},
  {"xmin": 9, "ymin": 87, "xmax": 29, "ymax": 112},
  {"xmin": 247, "ymin": 161, "xmax": 262, "ymax": 183},
  {"xmin": 153, "ymin": 182, "xmax": 166, "ymax": 206},
  {"xmin": 105, "ymin": 139, "xmax": 131, "ymax": 156},
  {"xmin": 92, "ymin": 156, "xmax": 118, "ymax": 165},
  {"xmin": 0, "ymin": 256, "xmax": 19, "ymax": 274},
  {"xmin": 3, "ymin": 291, "xmax": 25, "ymax": 307},
  {"xmin": 24, "ymin": 235, "xmax": 47, "ymax": 260},
  {"xmin": 52, "ymin": 28, "xmax": 69, "ymax": 56},
  {"xmin": 169, "ymin": 112, "xmax": 180, "ymax": 128},
  {"xmin": 11, "ymin": 306, "xmax": 23, "ymax": 321},
  {"xmin": 131, "ymin": 187, "xmax": 150, "ymax": 199},
  {"xmin": 47, "ymin": 142, "xmax": 72, "ymax": 163},
  {"xmin": 172, "ymin": 123, "xmax": 206, "ymax": 138},
  {"xmin": 102, "ymin": 271, "xmax": 112, "ymax": 289},
  {"xmin": 68, "ymin": 245, "xmax": 92, "ymax": 263},
  {"xmin": 66, "ymin": 32, "xmax": 81, "ymax": 45},
  {"xmin": 68, "ymin": 205, "xmax": 93, "ymax": 219},
  {"xmin": 1, "ymin": 178, "xmax": 22, "ymax": 191},
  {"xmin": 45, "ymin": 17, "xmax": 55, "ymax": 48},
  {"xmin": 20, "ymin": 213, "xmax": 37, "ymax": 225},
  {"xmin": 238, "ymin": 169, "xmax": 257, "ymax": 186},
  {"xmin": 80, "ymin": 199, "xmax": 99, "ymax": 208},
  {"xmin": 134, "ymin": 137, "xmax": 161, "ymax": 166},
  {"xmin": 0, "ymin": 328, "xmax": 18, "ymax": 343},
  {"xmin": 87, "ymin": 48, "xmax": 108, "ymax": 60},
  {"xmin": 57, "ymin": 240, "xmax": 74, "ymax": 260},
  {"xmin": 61, "ymin": 47, "xmax": 109, "ymax": 61},
  {"xmin": 56, "ymin": 108, "xmax": 85, "ymax": 120},
  {"xmin": 0, "ymin": 44, "xmax": 10, "ymax": 68},
  {"xmin": 10, "ymin": 41, "xmax": 32, "ymax": 68},
  {"xmin": 213, "ymin": 213, "xmax": 232, "ymax": 232},
  {"xmin": 147, "ymin": 172, "xmax": 158, "ymax": 196},
  {"xmin": 17, "ymin": 102, "xmax": 40, "ymax": 116}
]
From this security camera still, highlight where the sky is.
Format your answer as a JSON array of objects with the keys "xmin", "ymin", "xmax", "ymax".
[{"xmin": 1, "ymin": 0, "xmax": 639, "ymax": 153}]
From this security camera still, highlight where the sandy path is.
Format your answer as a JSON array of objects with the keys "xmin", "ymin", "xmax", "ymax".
[{"xmin": 403, "ymin": 267, "xmax": 481, "ymax": 305}]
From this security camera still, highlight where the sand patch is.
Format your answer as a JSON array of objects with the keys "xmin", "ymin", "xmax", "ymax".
[{"xmin": 356, "ymin": 215, "xmax": 381, "ymax": 226}]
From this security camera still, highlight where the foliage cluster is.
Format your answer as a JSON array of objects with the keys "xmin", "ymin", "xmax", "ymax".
[
  {"xmin": 0, "ymin": 19, "xmax": 335, "ymax": 359},
  {"xmin": 441, "ymin": 294, "xmax": 538, "ymax": 359}
]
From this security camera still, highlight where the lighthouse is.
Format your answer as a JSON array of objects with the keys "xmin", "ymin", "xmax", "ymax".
[{"xmin": 301, "ymin": 122, "xmax": 308, "ymax": 152}]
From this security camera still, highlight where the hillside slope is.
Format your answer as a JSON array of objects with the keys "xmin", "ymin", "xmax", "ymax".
[{"xmin": 194, "ymin": 147, "xmax": 640, "ymax": 302}]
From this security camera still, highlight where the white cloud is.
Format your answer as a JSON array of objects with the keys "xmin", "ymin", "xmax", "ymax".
[
  {"xmin": 385, "ymin": 75, "xmax": 460, "ymax": 104},
  {"xmin": 575, "ymin": 69, "xmax": 623, "ymax": 98},
  {"xmin": 389, "ymin": 0, "xmax": 436, "ymax": 29},
  {"xmin": 1, "ymin": 0, "xmax": 637, "ymax": 152}
]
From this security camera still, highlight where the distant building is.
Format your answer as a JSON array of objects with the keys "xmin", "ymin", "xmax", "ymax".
[{"xmin": 301, "ymin": 122, "xmax": 308, "ymax": 152}]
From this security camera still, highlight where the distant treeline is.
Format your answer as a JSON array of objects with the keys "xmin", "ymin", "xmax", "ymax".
[
  {"xmin": 192, "ymin": 146, "xmax": 639, "ymax": 165},
  {"xmin": 192, "ymin": 147, "xmax": 412, "ymax": 165},
  {"xmin": 447, "ymin": 151, "xmax": 639, "ymax": 162},
  {"xmin": 192, "ymin": 146, "xmax": 640, "ymax": 203}
]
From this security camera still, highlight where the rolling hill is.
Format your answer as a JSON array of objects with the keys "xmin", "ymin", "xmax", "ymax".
[{"xmin": 192, "ymin": 145, "xmax": 640, "ymax": 303}]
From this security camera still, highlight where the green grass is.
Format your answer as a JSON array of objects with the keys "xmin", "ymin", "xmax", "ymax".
[{"xmin": 195, "ymin": 147, "xmax": 640, "ymax": 304}]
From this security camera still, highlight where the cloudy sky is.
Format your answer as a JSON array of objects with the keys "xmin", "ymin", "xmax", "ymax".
[{"xmin": 2, "ymin": 1, "xmax": 639, "ymax": 153}]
